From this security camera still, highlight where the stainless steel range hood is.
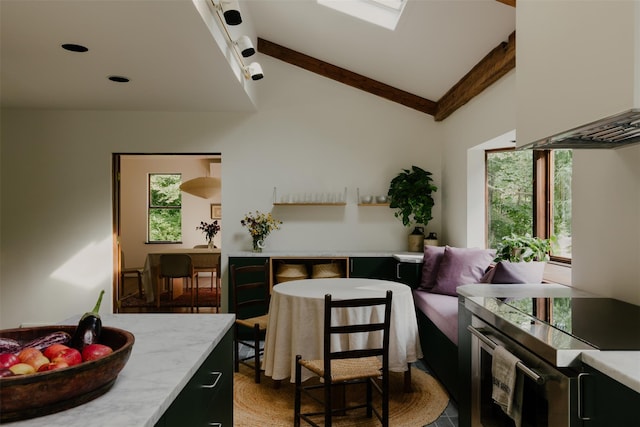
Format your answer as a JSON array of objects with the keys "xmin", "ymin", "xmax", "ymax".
[{"xmin": 519, "ymin": 108, "xmax": 640, "ymax": 150}]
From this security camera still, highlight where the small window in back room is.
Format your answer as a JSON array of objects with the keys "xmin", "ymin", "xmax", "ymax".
[{"xmin": 148, "ymin": 173, "xmax": 182, "ymax": 243}]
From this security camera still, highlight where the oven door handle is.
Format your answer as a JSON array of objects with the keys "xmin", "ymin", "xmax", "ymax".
[{"xmin": 467, "ymin": 325, "xmax": 545, "ymax": 385}]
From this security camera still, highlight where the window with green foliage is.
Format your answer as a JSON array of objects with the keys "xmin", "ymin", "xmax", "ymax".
[
  {"xmin": 486, "ymin": 149, "xmax": 533, "ymax": 249},
  {"xmin": 486, "ymin": 149, "xmax": 572, "ymax": 261},
  {"xmin": 148, "ymin": 174, "xmax": 182, "ymax": 243}
]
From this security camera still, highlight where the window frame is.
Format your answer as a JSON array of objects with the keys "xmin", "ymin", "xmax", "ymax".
[
  {"xmin": 485, "ymin": 148, "xmax": 571, "ymax": 264},
  {"xmin": 147, "ymin": 173, "xmax": 182, "ymax": 244}
]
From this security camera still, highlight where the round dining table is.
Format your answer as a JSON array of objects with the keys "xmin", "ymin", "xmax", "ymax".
[{"xmin": 262, "ymin": 278, "xmax": 423, "ymax": 383}]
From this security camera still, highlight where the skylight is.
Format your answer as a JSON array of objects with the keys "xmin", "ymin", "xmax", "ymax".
[{"xmin": 317, "ymin": 0, "xmax": 407, "ymax": 30}]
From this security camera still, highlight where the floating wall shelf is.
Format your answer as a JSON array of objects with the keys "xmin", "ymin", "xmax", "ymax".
[
  {"xmin": 356, "ymin": 188, "xmax": 390, "ymax": 206},
  {"xmin": 273, "ymin": 187, "xmax": 347, "ymax": 206}
]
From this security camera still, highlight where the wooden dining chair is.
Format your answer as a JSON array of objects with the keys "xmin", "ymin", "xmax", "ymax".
[
  {"xmin": 294, "ymin": 290, "xmax": 392, "ymax": 427},
  {"xmin": 192, "ymin": 246, "xmax": 221, "ymax": 299},
  {"xmin": 158, "ymin": 254, "xmax": 196, "ymax": 310},
  {"xmin": 120, "ymin": 249, "xmax": 143, "ymax": 297},
  {"xmin": 230, "ymin": 261, "xmax": 270, "ymax": 383}
]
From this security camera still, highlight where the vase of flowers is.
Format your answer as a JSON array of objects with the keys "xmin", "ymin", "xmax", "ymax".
[
  {"xmin": 196, "ymin": 220, "xmax": 221, "ymax": 249},
  {"xmin": 241, "ymin": 211, "xmax": 282, "ymax": 253}
]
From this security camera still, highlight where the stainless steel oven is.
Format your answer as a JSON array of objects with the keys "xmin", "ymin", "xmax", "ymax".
[
  {"xmin": 469, "ymin": 316, "xmax": 580, "ymax": 427},
  {"xmin": 463, "ymin": 292, "xmax": 640, "ymax": 427}
]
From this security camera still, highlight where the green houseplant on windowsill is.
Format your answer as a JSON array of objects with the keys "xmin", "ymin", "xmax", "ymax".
[
  {"xmin": 387, "ymin": 166, "xmax": 437, "ymax": 252},
  {"xmin": 489, "ymin": 233, "xmax": 556, "ymax": 284}
]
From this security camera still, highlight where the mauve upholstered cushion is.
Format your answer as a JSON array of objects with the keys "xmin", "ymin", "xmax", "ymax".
[
  {"xmin": 430, "ymin": 246, "xmax": 496, "ymax": 296},
  {"xmin": 482, "ymin": 261, "xmax": 545, "ymax": 284},
  {"xmin": 419, "ymin": 245, "xmax": 446, "ymax": 290}
]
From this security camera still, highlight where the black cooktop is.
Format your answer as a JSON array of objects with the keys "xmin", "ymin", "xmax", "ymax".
[{"xmin": 504, "ymin": 297, "xmax": 640, "ymax": 350}]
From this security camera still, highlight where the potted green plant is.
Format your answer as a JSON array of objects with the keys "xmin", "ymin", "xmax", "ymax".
[
  {"xmin": 489, "ymin": 233, "xmax": 556, "ymax": 283},
  {"xmin": 387, "ymin": 166, "xmax": 437, "ymax": 252}
]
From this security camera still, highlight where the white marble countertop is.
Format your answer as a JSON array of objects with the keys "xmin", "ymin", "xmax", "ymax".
[
  {"xmin": 8, "ymin": 313, "xmax": 235, "ymax": 427},
  {"xmin": 458, "ymin": 284, "xmax": 640, "ymax": 394}
]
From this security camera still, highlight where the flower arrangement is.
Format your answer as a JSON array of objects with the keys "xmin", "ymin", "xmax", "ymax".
[
  {"xmin": 241, "ymin": 211, "xmax": 282, "ymax": 252},
  {"xmin": 196, "ymin": 220, "xmax": 220, "ymax": 247}
]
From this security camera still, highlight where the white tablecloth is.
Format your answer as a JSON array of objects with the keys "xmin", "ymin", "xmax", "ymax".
[
  {"xmin": 141, "ymin": 248, "xmax": 221, "ymax": 303},
  {"xmin": 263, "ymin": 278, "xmax": 423, "ymax": 382}
]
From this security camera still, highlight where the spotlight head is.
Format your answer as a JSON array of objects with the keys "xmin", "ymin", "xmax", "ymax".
[
  {"xmin": 220, "ymin": 0, "xmax": 242, "ymax": 25},
  {"xmin": 235, "ymin": 35, "xmax": 255, "ymax": 57},
  {"xmin": 246, "ymin": 62, "xmax": 264, "ymax": 81}
]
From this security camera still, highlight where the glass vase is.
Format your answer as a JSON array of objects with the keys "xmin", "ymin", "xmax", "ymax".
[{"xmin": 252, "ymin": 237, "xmax": 264, "ymax": 253}]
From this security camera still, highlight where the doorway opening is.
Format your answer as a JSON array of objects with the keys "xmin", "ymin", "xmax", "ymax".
[{"xmin": 112, "ymin": 153, "xmax": 222, "ymax": 313}]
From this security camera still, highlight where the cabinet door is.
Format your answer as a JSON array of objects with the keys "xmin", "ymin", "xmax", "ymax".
[
  {"xmin": 157, "ymin": 328, "xmax": 233, "ymax": 427},
  {"xmin": 349, "ymin": 257, "xmax": 421, "ymax": 287},
  {"xmin": 580, "ymin": 364, "xmax": 640, "ymax": 426},
  {"xmin": 349, "ymin": 257, "xmax": 396, "ymax": 280}
]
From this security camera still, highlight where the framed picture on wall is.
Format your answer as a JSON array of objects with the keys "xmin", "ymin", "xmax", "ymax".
[{"xmin": 211, "ymin": 204, "xmax": 222, "ymax": 219}]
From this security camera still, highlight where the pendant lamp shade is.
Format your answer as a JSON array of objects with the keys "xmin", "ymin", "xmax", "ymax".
[{"xmin": 179, "ymin": 177, "xmax": 220, "ymax": 199}]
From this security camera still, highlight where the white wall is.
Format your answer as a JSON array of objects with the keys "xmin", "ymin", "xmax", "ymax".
[
  {"xmin": 120, "ymin": 155, "xmax": 223, "ymax": 268},
  {"xmin": 0, "ymin": 55, "xmax": 442, "ymax": 328},
  {"xmin": 571, "ymin": 148, "xmax": 640, "ymax": 304},
  {"xmin": 440, "ymin": 71, "xmax": 517, "ymax": 247}
]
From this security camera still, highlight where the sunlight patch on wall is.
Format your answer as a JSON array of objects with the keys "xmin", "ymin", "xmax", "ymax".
[{"xmin": 51, "ymin": 236, "xmax": 112, "ymax": 288}]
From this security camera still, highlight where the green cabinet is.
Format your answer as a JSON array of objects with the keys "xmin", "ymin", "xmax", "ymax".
[
  {"xmin": 580, "ymin": 364, "xmax": 640, "ymax": 426},
  {"xmin": 349, "ymin": 256, "xmax": 421, "ymax": 288},
  {"xmin": 156, "ymin": 327, "xmax": 234, "ymax": 427}
]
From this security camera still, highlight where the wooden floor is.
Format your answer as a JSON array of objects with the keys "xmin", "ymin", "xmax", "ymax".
[{"xmin": 117, "ymin": 275, "xmax": 220, "ymax": 314}]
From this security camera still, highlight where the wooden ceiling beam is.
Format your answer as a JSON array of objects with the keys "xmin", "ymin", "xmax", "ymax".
[
  {"xmin": 257, "ymin": 38, "xmax": 437, "ymax": 116},
  {"xmin": 496, "ymin": 0, "xmax": 516, "ymax": 7},
  {"xmin": 434, "ymin": 31, "xmax": 516, "ymax": 121}
]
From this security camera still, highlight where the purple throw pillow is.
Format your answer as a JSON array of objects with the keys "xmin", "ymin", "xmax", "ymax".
[
  {"xmin": 487, "ymin": 261, "xmax": 545, "ymax": 284},
  {"xmin": 419, "ymin": 245, "xmax": 446, "ymax": 290},
  {"xmin": 430, "ymin": 246, "xmax": 496, "ymax": 296}
]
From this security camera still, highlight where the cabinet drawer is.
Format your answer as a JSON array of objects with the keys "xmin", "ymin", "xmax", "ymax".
[{"xmin": 157, "ymin": 328, "xmax": 233, "ymax": 426}]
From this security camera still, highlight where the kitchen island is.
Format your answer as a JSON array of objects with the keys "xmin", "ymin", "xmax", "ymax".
[{"xmin": 7, "ymin": 313, "xmax": 234, "ymax": 427}]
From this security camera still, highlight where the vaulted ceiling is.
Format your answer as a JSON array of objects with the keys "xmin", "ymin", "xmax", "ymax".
[{"xmin": 0, "ymin": 0, "xmax": 515, "ymax": 120}]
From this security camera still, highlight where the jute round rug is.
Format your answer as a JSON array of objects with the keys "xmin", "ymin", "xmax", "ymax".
[{"xmin": 233, "ymin": 365, "xmax": 449, "ymax": 426}]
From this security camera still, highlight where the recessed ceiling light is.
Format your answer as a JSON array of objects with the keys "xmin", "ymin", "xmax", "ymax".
[
  {"xmin": 108, "ymin": 76, "xmax": 130, "ymax": 83},
  {"xmin": 61, "ymin": 43, "xmax": 88, "ymax": 52}
]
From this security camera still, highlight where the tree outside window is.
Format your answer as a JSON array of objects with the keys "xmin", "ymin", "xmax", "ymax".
[
  {"xmin": 148, "ymin": 174, "xmax": 182, "ymax": 242},
  {"xmin": 486, "ymin": 149, "xmax": 533, "ymax": 249},
  {"xmin": 486, "ymin": 149, "xmax": 572, "ymax": 261}
]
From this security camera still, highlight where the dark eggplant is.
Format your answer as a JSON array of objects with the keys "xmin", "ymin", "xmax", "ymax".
[
  {"xmin": 19, "ymin": 331, "xmax": 71, "ymax": 352},
  {"xmin": 69, "ymin": 290, "xmax": 105, "ymax": 351},
  {"xmin": 0, "ymin": 337, "xmax": 21, "ymax": 354}
]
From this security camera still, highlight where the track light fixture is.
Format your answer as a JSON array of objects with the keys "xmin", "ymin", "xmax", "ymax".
[
  {"xmin": 211, "ymin": 0, "xmax": 264, "ymax": 81},
  {"xmin": 245, "ymin": 62, "xmax": 264, "ymax": 81},
  {"xmin": 219, "ymin": 0, "xmax": 242, "ymax": 25},
  {"xmin": 234, "ymin": 35, "xmax": 255, "ymax": 57}
]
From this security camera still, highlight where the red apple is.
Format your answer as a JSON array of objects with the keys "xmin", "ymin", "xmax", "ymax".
[
  {"xmin": 82, "ymin": 344, "xmax": 113, "ymax": 362},
  {"xmin": 17, "ymin": 348, "xmax": 50, "ymax": 370},
  {"xmin": 17, "ymin": 347, "xmax": 41, "ymax": 363},
  {"xmin": 0, "ymin": 353, "xmax": 20, "ymax": 368},
  {"xmin": 52, "ymin": 348, "xmax": 82, "ymax": 366},
  {"xmin": 43, "ymin": 343, "xmax": 70, "ymax": 360},
  {"xmin": 38, "ymin": 360, "xmax": 69, "ymax": 372}
]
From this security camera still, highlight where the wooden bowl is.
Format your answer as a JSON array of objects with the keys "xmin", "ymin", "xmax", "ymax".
[{"xmin": 0, "ymin": 325, "xmax": 134, "ymax": 422}]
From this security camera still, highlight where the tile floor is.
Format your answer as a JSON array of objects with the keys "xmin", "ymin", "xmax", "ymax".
[{"xmin": 413, "ymin": 359, "xmax": 459, "ymax": 427}]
